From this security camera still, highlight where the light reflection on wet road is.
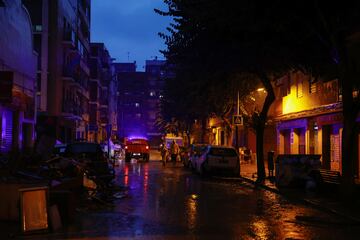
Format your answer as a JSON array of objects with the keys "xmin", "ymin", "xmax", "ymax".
[{"xmin": 62, "ymin": 159, "xmax": 360, "ymax": 239}]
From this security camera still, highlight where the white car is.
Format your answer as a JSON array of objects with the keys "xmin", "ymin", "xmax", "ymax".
[{"xmin": 194, "ymin": 145, "xmax": 240, "ymax": 177}]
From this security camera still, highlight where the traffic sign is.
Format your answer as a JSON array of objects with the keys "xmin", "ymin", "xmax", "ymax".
[{"xmin": 232, "ymin": 115, "xmax": 243, "ymax": 125}]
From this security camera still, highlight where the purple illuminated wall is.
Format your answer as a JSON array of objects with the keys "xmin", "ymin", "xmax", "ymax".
[{"xmin": 1, "ymin": 110, "xmax": 13, "ymax": 153}]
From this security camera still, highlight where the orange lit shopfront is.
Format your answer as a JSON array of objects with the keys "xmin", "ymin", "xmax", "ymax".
[{"xmin": 277, "ymin": 111, "xmax": 343, "ymax": 172}]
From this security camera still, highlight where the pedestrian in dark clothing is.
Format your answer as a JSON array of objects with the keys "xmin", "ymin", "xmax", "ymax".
[{"xmin": 170, "ymin": 140, "xmax": 180, "ymax": 166}]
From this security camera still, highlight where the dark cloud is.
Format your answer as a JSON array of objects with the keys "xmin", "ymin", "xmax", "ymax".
[{"xmin": 91, "ymin": 0, "xmax": 171, "ymax": 70}]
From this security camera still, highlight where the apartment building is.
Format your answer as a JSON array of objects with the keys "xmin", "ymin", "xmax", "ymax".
[
  {"xmin": 23, "ymin": 0, "xmax": 91, "ymax": 143},
  {"xmin": 0, "ymin": 0, "xmax": 37, "ymax": 153}
]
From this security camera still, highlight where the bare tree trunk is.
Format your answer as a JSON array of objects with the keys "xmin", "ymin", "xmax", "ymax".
[
  {"xmin": 340, "ymin": 64, "xmax": 357, "ymax": 194},
  {"xmin": 256, "ymin": 71, "xmax": 275, "ymax": 182},
  {"xmin": 337, "ymin": 37, "xmax": 358, "ymax": 195}
]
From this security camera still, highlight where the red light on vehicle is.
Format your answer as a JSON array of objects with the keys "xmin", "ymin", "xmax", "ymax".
[
  {"xmin": 145, "ymin": 146, "xmax": 149, "ymax": 150},
  {"xmin": 125, "ymin": 145, "xmax": 128, "ymax": 149}
]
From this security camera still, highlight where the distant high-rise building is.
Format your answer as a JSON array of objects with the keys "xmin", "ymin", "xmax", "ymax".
[
  {"xmin": 23, "ymin": 0, "xmax": 91, "ymax": 143},
  {"xmin": 145, "ymin": 59, "xmax": 173, "ymax": 146},
  {"xmin": 113, "ymin": 62, "xmax": 137, "ymax": 73},
  {"xmin": 116, "ymin": 68, "xmax": 148, "ymax": 140},
  {"xmin": 115, "ymin": 59, "xmax": 173, "ymax": 146}
]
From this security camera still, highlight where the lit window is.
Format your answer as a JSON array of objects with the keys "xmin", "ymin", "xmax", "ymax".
[
  {"xmin": 35, "ymin": 25, "xmax": 43, "ymax": 32},
  {"xmin": 150, "ymin": 91, "xmax": 155, "ymax": 97},
  {"xmin": 135, "ymin": 103, "xmax": 140, "ymax": 107}
]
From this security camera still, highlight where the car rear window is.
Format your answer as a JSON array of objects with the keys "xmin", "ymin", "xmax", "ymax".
[
  {"xmin": 67, "ymin": 143, "xmax": 100, "ymax": 153},
  {"xmin": 209, "ymin": 148, "xmax": 237, "ymax": 157},
  {"xmin": 127, "ymin": 139, "xmax": 148, "ymax": 145}
]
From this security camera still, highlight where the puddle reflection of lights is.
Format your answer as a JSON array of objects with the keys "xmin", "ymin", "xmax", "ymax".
[
  {"xmin": 186, "ymin": 194, "xmax": 198, "ymax": 231},
  {"xmin": 124, "ymin": 166, "xmax": 129, "ymax": 186},
  {"xmin": 143, "ymin": 164, "xmax": 149, "ymax": 194},
  {"xmin": 138, "ymin": 165, "xmax": 141, "ymax": 176},
  {"xmin": 251, "ymin": 219, "xmax": 269, "ymax": 240}
]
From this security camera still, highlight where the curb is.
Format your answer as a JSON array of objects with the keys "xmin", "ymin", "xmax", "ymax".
[
  {"xmin": 239, "ymin": 176, "xmax": 280, "ymax": 194},
  {"xmin": 240, "ymin": 175, "xmax": 360, "ymax": 224}
]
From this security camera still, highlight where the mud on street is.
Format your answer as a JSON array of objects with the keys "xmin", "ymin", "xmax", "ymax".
[{"xmin": 17, "ymin": 151, "xmax": 357, "ymax": 240}]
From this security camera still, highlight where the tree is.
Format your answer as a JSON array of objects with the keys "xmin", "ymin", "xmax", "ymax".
[
  {"xmin": 157, "ymin": 1, "xmax": 360, "ymax": 185},
  {"xmin": 297, "ymin": 1, "xmax": 360, "ymax": 190},
  {"xmin": 156, "ymin": 1, "xmax": 312, "ymax": 181}
]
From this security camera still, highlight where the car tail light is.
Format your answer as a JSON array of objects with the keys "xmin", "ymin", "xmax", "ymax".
[
  {"xmin": 125, "ymin": 145, "xmax": 128, "ymax": 149},
  {"xmin": 145, "ymin": 146, "xmax": 149, "ymax": 150}
]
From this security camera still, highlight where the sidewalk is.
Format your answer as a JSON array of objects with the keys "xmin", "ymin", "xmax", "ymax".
[{"xmin": 240, "ymin": 160, "xmax": 360, "ymax": 223}]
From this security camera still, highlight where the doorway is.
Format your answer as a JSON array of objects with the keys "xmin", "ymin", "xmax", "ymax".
[{"xmin": 322, "ymin": 125, "xmax": 331, "ymax": 170}]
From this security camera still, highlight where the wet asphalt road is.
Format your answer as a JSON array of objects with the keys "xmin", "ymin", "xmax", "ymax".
[{"xmin": 39, "ymin": 152, "xmax": 360, "ymax": 239}]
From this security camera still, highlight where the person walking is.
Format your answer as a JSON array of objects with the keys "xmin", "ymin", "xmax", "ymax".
[
  {"xmin": 170, "ymin": 140, "xmax": 180, "ymax": 166},
  {"xmin": 160, "ymin": 143, "xmax": 168, "ymax": 167}
]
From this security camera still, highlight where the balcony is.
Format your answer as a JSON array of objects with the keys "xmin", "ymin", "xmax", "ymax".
[
  {"xmin": 99, "ymin": 102, "xmax": 108, "ymax": 109},
  {"xmin": 78, "ymin": 4, "xmax": 90, "ymax": 29},
  {"xmin": 100, "ymin": 110, "xmax": 109, "ymax": 124},
  {"xmin": 63, "ymin": 29, "xmax": 76, "ymax": 48},
  {"xmin": 62, "ymin": 67, "xmax": 82, "ymax": 89},
  {"xmin": 63, "ymin": 59, "xmax": 89, "ymax": 94},
  {"xmin": 61, "ymin": 101, "xmax": 82, "ymax": 120}
]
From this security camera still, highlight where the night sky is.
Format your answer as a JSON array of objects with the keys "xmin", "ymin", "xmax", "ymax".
[{"xmin": 91, "ymin": 0, "xmax": 171, "ymax": 71}]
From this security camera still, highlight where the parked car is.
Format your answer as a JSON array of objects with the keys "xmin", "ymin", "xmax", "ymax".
[
  {"xmin": 185, "ymin": 144, "xmax": 207, "ymax": 169},
  {"xmin": 124, "ymin": 138, "xmax": 150, "ymax": 162},
  {"xmin": 194, "ymin": 145, "xmax": 240, "ymax": 177},
  {"xmin": 64, "ymin": 142, "xmax": 114, "ymax": 185}
]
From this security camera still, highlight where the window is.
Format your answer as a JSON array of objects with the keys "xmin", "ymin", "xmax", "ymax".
[
  {"xmin": 209, "ymin": 148, "xmax": 237, "ymax": 157},
  {"xmin": 309, "ymin": 76, "xmax": 317, "ymax": 94},
  {"xmin": 150, "ymin": 91, "xmax": 155, "ymax": 97},
  {"xmin": 135, "ymin": 103, "xmax": 140, "ymax": 107},
  {"xmin": 34, "ymin": 25, "xmax": 42, "ymax": 32},
  {"xmin": 279, "ymin": 74, "xmax": 291, "ymax": 97},
  {"xmin": 297, "ymin": 79, "xmax": 303, "ymax": 98}
]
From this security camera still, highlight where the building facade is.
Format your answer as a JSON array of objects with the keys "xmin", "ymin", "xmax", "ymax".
[
  {"xmin": 23, "ymin": 0, "xmax": 91, "ymax": 143},
  {"xmin": 116, "ymin": 66, "xmax": 148, "ymax": 140},
  {"xmin": 89, "ymin": 43, "xmax": 117, "ymax": 143},
  {"xmin": 273, "ymin": 71, "xmax": 344, "ymax": 172},
  {"xmin": 0, "ymin": 0, "xmax": 37, "ymax": 153},
  {"xmin": 144, "ymin": 59, "xmax": 169, "ymax": 146}
]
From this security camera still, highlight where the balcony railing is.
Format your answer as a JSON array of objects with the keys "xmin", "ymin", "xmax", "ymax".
[
  {"xmin": 62, "ymin": 66, "xmax": 89, "ymax": 91},
  {"xmin": 63, "ymin": 29, "xmax": 76, "ymax": 47},
  {"xmin": 62, "ymin": 100, "xmax": 83, "ymax": 118}
]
